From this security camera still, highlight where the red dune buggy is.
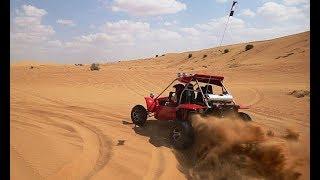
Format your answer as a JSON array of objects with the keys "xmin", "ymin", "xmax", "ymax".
[{"xmin": 131, "ymin": 73, "xmax": 251, "ymax": 149}]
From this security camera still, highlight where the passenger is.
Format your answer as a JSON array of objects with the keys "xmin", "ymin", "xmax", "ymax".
[
  {"xmin": 195, "ymin": 87, "xmax": 201, "ymax": 102},
  {"xmin": 196, "ymin": 86, "xmax": 206, "ymax": 104},
  {"xmin": 204, "ymin": 85, "xmax": 213, "ymax": 94}
]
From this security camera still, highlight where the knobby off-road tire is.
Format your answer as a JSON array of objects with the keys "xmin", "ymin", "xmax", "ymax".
[
  {"xmin": 238, "ymin": 112, "xmax": 252, "ymax": 122},
  {"xmin": 131, "ymin": 105, "xmax": 148, "ymax": 126},
  {"xmin": 170, "ymin": 120, "xmax": 194, "ymax": 149}
]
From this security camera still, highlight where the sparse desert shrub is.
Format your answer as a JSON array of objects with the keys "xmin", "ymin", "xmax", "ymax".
[
  {"xmin": 203, "ymin": 54, "xmax": 207, "ymax": 58},
  {"xmin": 90, "ymin": 63, "xmax": 100, "ymax": 71},
  {"xmin": 224, "ymin": 49, "xmax": 230, "ymax": 54},
  {"xmin": 188, "ymin": 53, "xmax": 192, "ymax": 58},
  {"xmin": 288, "ymin": 90, "xmax": 310, "ymax": 98},
  {"xmin": 282, "ymin": 52, "xmax": 294, "ymax": 58},
  {"xmin": 245, "ymin": 44, "xmax": 254, "ymax": 51},
  {"xmin": 161, "ymin": 54, "xmax": 165, "ymax": 56},
  {"xmin": 117, "ymin": 140, "xmax": 125, "ymax": 146},
  {"xmin": 30, "ymin": 66, "xmax": 34, "ymax": 69},
  {"xmin": 284, "ymin": 129, "xmax": 299, "ymax": 140},
  {"xmin": 202, "ymin": 65, "xmax": 208, "ymax": 68},
  {"xmin": 155, "ymin": 55, "xmax": 158, "ymax": 57},
  {"xmin": 79, "ymin": 64, "xmax": 83, "ymax": 66}
]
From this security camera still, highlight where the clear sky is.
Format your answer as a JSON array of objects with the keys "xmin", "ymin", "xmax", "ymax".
[{"xmin": 10, "ymin": 0, "xmax": 310, "ymax": 63}]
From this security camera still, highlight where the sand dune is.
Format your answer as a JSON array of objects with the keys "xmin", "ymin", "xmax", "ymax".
[{"xmin": 11, "ymin": 31, "xmax": 309, "ymax": 179}]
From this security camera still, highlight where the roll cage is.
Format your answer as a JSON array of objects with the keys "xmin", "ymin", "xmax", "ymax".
[{"xmin": 153, "ymin": 73, "xmax": 237, "ymax": 108}]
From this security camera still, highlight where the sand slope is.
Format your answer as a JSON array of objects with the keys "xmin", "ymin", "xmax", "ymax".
[{"xmin": 11, "ymin": 31, "xmax": 309, "ymax": 179}]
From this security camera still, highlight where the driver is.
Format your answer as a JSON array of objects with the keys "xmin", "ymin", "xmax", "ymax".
[{"xmin": 172, "ymin": 84, "xmax": 185, "ymax": 103}]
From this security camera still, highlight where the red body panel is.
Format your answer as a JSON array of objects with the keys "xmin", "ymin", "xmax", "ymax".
[
  {"xmin": 145, "ymin": 97, "xmax": 156, "ymax": 112},
  {"xmin": 177, "ymin": 104, "xmax": 206, "ymax": 111},
  {"xmin": 154, "ymin": 106, "xmax": 176, "ymax": 120},
  {"xmin": 238, "ymin": 104, "xmax": 250, "ymax": 109}
]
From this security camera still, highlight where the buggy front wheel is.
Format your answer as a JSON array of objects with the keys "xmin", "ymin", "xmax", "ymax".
[{"xmin": 131, "ymin": 105, "xmax": 148, "ymax": 126}]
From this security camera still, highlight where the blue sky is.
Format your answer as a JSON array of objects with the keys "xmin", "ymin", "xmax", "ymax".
[{"xmin": 10, "ymin": 0, "xmax": 310, "ymax": 63}]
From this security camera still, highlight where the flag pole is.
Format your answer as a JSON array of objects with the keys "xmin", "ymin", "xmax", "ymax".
[
  {"xmin": 218, "ymin": 1, "xmax": 237, "ymax": 47},
  {"xmin": 219, "ymin": 15, "xmax": 231, "ymax": 47}
]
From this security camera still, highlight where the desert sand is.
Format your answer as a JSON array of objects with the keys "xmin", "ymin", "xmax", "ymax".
[{"xmin": 10, "ymin": 31, "xmax": 310, "ymax": 179}]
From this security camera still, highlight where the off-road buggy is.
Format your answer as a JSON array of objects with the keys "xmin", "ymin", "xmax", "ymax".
[{"xmin": 131, "ymin": 73, "xmax": 251, "ymax": 149}]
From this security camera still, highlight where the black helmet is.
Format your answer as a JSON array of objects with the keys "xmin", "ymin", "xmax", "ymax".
[
  {"xmin": 173, "ymin": 83, "xmax": 184, "ymax": 90},
  {"xmin": 187, "ymin": 83, "xmax": 194, "ymax": 89}
]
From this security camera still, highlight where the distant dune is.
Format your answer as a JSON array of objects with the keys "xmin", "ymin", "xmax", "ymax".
[
  {"xmin": 112, "ymin": 31, "xmax": 309, "ymax": 74},
  {"xmin": 11, "ymin": 60, "xmax": 61, "ymax": 67},
  {"xmin": 11, "ymin": 31, "xmax": 309, "ymax": 180}
]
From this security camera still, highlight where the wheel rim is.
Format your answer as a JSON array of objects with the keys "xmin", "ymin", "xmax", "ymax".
[
  {"xmin": 172, "ymin": 128, "xmax": 182, "ymax": 141},
  {"xmin": 133, "ymin": 111, "xmax": 140, "ymax": 122}
]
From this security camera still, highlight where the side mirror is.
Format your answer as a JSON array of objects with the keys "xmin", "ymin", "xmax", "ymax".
[{"xmin": 150, "ymin": 93, "xmax": 155, "ymax": 98}]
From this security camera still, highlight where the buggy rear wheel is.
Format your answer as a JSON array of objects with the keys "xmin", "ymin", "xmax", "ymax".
[
  {"xmin": 170, "ymin": 121, "xmax": 194, "ymax": 149},
  {"xmin": 131, "ymin": 105, "xmax": 148, "ymax": 126},
  {"xmin": 238, "ymin": 112, "xmax": 252, "ymax": 122}
]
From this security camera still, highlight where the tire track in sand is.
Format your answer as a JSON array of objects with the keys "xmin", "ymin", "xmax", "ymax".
[
  {"xmin": 144, "ymin": 148, "xmax": 165, "ymax": 180},
  {"xmin": 117, "ymin": 69, "xmax": 146, "ymax": 97},
  {"xmin": 119, "ymin": 69, "xmax": 152, "ymax": 95},
  {"xmin": 16, "ymin": 104, "xmax": 113, "ymax": 180},
  {"xmin": 241, "ymin": 87, "xmax": 309, "ymax": 128},
  {"xmin": 237, "ymin": 87, "xmax": 309, "ymax": 134}
]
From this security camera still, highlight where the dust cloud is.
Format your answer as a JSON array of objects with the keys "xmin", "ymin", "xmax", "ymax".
[{"xmin": 174, "ymin": 114, "xmax": 307, "ymax": 180}]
